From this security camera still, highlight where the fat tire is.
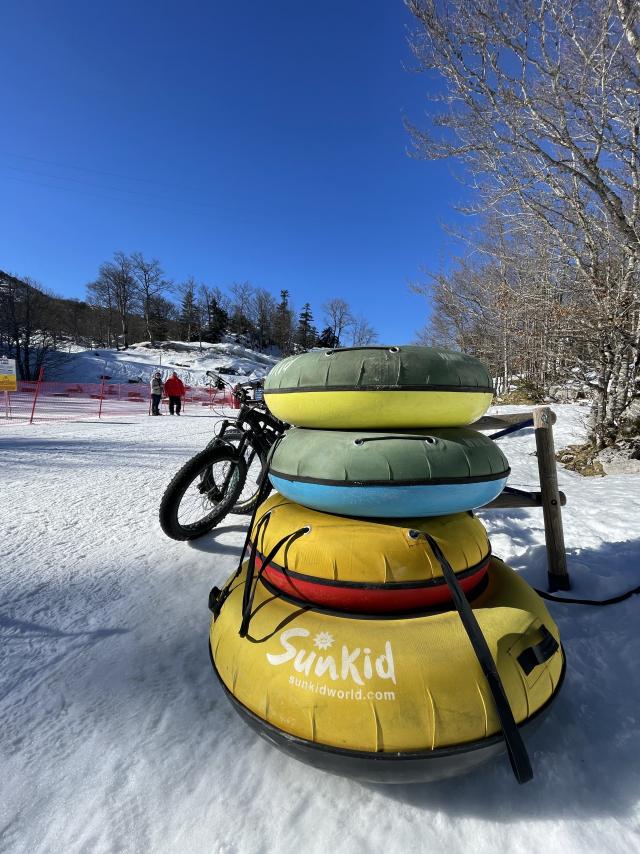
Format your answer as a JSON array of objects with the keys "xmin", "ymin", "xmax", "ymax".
[{"xmin": 159, "ymin": 446, "xmax": 248, "ymax": 540}]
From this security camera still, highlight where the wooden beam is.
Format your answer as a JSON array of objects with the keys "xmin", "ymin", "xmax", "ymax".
[
  {"xmin": 472, "ymin": 410, "xmax": 557, "ymax": 430},
  {"xmin": 481, "ymin": 487, "xmax": 567, "ymax": 509}
]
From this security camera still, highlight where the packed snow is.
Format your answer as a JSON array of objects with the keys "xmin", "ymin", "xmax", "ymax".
[{"xmin": 2, "ymin": 403, "xmax": 640, "ymax": 853}]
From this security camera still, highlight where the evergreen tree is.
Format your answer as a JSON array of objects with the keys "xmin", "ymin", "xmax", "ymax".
[
  {"xmin": 148, "ymin": 294, "xmax": 176, "ymax": 342},
  {"xmin": 204, "ymin": 297, "xmax": 228, "ymax": 342},
  {"xmin": 275, "ymin": 289, "xmax": 294, "ymax": 356},
  {"xmin": 179, "ymin": 278, "xmax": 199, "ymax": 341},
  {"xmin": 317, "ymin": 326, "xmax": 339, "ymax": 348},
  {"xmin": 296, "ymin": 302, "xmax": 316, "ymax": 351}
]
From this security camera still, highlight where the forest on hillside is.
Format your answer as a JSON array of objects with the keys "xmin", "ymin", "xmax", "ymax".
[{"xmin": 0, "ymin": 259, "xmax": 377, "ymax": 380}]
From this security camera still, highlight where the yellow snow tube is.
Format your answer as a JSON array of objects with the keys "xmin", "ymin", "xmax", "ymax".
[
  {"xmin": 263, "ymin": 346, "xmax": 495, "ymax": 429},
  {"xmin": 250, "ymin": 494, "xmax": 491, "ymax": 612},
  {"xmin": 266, "ymin": 389, "xmax": 494, "ymax": 430},
  {"xmin": 209, "ymin": 558, "xmax": 564, "ymax": 781}
]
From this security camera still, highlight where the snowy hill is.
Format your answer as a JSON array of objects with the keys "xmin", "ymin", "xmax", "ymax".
[
  {"xmin": 43, "ymin": 337, "xmax": 279, "ymax": 386},
  {"xmin": 2, "ymin": 404, "xmax": 640, "ymax": 853}
]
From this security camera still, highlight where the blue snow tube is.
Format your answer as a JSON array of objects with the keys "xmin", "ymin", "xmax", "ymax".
[
  {"xmin": 268, "ymin": 427, "xmax": 510, "ymax": 518},
  {"xmin": 267, "ymin": 477, "xmax": 508, "ymax": 518}
]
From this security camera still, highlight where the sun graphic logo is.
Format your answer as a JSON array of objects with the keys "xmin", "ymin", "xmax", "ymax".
[{"xmin": 313, "ymin": 631, "xmax": 334, "ymax": 650}]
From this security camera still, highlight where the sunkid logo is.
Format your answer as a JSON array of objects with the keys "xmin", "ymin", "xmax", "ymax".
[{"xmin": 266, "ymin": 628, "xmax": 396, "ymax": 686}]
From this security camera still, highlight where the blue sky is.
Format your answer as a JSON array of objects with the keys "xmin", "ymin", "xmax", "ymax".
[{"xmin": 1, "ymin": 1, "xmax": 467, "ymax": 343}]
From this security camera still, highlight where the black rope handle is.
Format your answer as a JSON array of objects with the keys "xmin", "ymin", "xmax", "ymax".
[
  {"xmin": 210, "ymin": 433, "xmax": 288, "ymax": 620},
  {"xmin": 420, "ymin": 532, "xmax": 533, "ymax": 784},
  {"xmin": 325, "ymin": 346, "xmax": 401, "ymax": 355},
  {"xmin": 535, "ymin": 583, "xmax": 640, "ymax": 606},
  {"xmin": 208, "ymin": 504, "xmax": 273, "ymax": 621},
  {"xmin": 352, "ymin": 435, "xmax": 439, "ymax": 445},
  {"xmin": 238, "ymin": 509, "xmax": 273, "ymax": 617},
  {"xmin": 489, "ymin": 419, "xmax": 534, "ymax": 440},
  {"xmin": 239, "ymin": 526, "xmax": 310, "ymax": 637},
  {"xmin": 232, "ymin": 431, "xmax": 286, "ymax": 581}
]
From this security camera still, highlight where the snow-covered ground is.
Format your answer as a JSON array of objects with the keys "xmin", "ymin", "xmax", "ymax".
[
  {"xmin": 44, "ymin": 338, "xmax": 278, "ymax": 387},
  {"xmin": 2, "ymin": 404, "xmax": 640, "ymax": 853}
]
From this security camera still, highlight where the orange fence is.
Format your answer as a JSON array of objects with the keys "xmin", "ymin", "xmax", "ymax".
[{"xmin": 0, "ymin": 380, "xmax": 235, "ymax": 423}]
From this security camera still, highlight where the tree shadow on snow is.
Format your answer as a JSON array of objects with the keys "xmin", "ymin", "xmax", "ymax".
[
  {"xmin": 365, "ymin": 536, "xmax": 640, "ymax": 821},
  {"xmin": 478, "ymin": 506, "xmax": 544, "ymax": 555}
]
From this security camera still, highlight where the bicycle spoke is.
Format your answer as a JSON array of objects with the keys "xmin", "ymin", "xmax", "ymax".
[{"xmin": 177, "ymin": 458, "xmax": 241, "ymax": 528}]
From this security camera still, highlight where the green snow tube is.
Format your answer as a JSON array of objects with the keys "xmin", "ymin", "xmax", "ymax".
[{"xmin": 264, "ymin": 346, "xmax": 494, "ymax": 428}]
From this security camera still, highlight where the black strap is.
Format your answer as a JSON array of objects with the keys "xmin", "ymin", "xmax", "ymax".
[
  {"xmin": 239, "ymin": 511, "xmax": 273, "ymax": 629},
  {"xmin": 231, "ymin": 431, "xmax": 285, "ymax": 583},
  {"xmin": 421, "ymin": 532, "xmax": 533, "ymax": 784},
  {"xmin": 210, "ymin": 472, "xmax": 275, "ymax": 621},
  {"xmin": 233, "ymin": 479, "xmax": 272, "ymax": 580}
]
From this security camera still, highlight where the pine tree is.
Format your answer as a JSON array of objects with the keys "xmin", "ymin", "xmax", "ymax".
[
  {"xmin": 200, "ymin": 285, "xmax": 228, "ymax": 342},
  {"xmin": 317, "ymin": 326, "xmax": 339, "ymax": 348},
  {"xmin": 179, "ymin": 279, "xmax": 199, "ymax": 342},
  {"xmin": 296, "ymin": 302, "xmax": 316, "ymax": 351},
  {"xmin": 275, "ymin": 289, "xmax": 294, "ymax": 356}
]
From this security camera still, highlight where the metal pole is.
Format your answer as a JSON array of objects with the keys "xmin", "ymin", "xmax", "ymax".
[{"xmin": 533, "ymin": 406, "xmax": 571, "ymax": 591}]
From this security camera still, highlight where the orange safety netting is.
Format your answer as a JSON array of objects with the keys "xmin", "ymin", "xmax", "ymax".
[{"xmin": 0, "ymin": 381, "xmax": 235, "ymax": 423}]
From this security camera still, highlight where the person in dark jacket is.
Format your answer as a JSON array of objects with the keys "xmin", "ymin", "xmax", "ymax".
[
  {"xmin": 164, "ymin": 372, "xmax": 185, "ymax": 415},
  {"xmin": 150, "ymin": 371, "xmax": 164, "ymax": 416}
]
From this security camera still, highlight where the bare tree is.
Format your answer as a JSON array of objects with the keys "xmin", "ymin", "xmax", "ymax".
[
  {"xmin": 251, "ymin": 288, "xmax": 278, "ymax": 351},
  {"xmin": 0, "ymin": 271, "xmax": 56, "ymax": 378},
  {"xmin": 130, "ymin": 253, "xmax": 171, "ymax": 345},
  {"xmin": 350, "ymin": 316, "xmax": 378, "ymax": 347},
  {"xmin": 88, "ymin": 252, "xmax": 138, "ymax": 349},
  {"xmin": 406, "ymin": 0, "xmax": 640, "ymax": 446},
  {"xmin": 229, "ymin": 281, "xmax": 255, "ymax": 338},
  {"xmin": 323, "ymin": 298, "xmax": 354, "ymax": 347},
  {"xmin": 86, "ymin": 276, "xmax": 115, "ymax": 348}
]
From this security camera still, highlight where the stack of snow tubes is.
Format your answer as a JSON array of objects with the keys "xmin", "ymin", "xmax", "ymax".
[{"xmin": 209, "ymin": 346, "xmax": 565, "ymax": 784}]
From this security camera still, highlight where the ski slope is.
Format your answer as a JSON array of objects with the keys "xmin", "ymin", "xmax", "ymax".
[
  {"xmin": 1, "ymin": 404, "xmax": 640, "ymax": 853},
  {"xmin": 43, "ymin": 338, "xmax": 278, "ymax": 387}
]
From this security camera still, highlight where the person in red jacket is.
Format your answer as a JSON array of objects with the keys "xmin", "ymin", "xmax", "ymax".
[{"xmin": 164, "ymin": 372, "xmax": 185, "ymax": 415}]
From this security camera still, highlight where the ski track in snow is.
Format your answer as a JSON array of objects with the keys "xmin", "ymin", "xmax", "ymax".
[{"xmin": 1, "ymin": 404, "xmax": 640, "ymax": 853}]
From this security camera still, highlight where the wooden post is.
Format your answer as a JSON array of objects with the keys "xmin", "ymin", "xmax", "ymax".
[
  {"xmin": 97, "ymin": 374, "xmax": 106, "ymax": 419},
  {"xmin": 533, "ymin": 406, "xmax": 570, "ymax": 591},
  {"xmin": 29, "ymin": 367, "xmax": 45, "ymax": 424}
]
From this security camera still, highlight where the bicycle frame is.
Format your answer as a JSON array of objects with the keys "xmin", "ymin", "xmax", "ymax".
[{"xmin": 210, "ymin": 400, "xmax": 286, "ymax": 500}]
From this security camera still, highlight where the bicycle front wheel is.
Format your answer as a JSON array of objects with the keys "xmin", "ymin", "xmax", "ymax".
[{"xmin": 159, "ymin": 446, "xmax": 248, "ymax": 540}]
